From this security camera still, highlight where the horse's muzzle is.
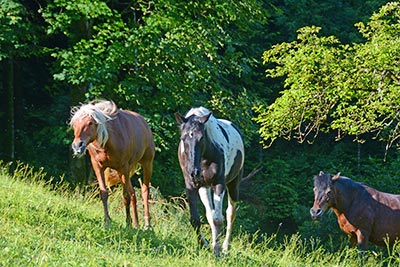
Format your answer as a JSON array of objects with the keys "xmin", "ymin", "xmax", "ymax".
[
  {"xmin": 310, "ymin": 208, "xmax": 324, "ymax": 220},
  {"xmin": 190, "ymin": 168, "xmax": 201, "ymax": 180},
  {"xmin": 72, "ymin": 140, "xmax": 87, "ymax": 157}
]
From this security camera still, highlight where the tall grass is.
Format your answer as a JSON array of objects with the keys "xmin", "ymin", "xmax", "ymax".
[{"xmin": 0, "ymin": 162, "xmax": 397, "ymax": 266}]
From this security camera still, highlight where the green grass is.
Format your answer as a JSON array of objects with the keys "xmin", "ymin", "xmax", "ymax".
[{"xmin": 0, "ymin": 163, "xmax": 399, "ymax": 266}]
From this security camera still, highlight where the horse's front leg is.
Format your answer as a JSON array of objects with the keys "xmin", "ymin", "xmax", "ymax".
[
  {"xmin": 140, "ymin": 159, "xmax": 153, "ymax": 229},
  {"xmin": 94, "ymin": 165, "xmax": 111, "ymax": 227},
  {"xmin": 199, "ymin": 187, "xmax": 215, "ymax": 246},
  {"xmin": 211, "ymin": 184, "xmax": 226, "ymax": 256},
  {"xmin": 356, "ymin": 229, "xmax": 369, "ymax": 251},
  {"xmin": 186, "ymin": 187, "xmax": 207, "ymax": 246}
]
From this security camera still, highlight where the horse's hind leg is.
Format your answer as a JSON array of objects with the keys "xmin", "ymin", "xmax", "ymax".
[
  {"xmin": 140, "ymin": 154, "xmax": 154, "ymax": 229},
  {"xmin": 122, "ymin": 187, "xmax": 133, "ymax": 226},
  {"xmin": 223, "ymin": 195, "xmax": 236, "ymax": 252},
  {"xmin": 223, "ymin": 175, "xmax": 241, "ymax": 252},
  {"xmin": 121, "ymin": 169, "xmax": 138, "ymax": 228}
]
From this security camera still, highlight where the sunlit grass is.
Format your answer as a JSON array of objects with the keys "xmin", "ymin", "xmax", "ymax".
[{"xmin": 0, "ymin": 162, "xmax": 397, "ymax": 266}]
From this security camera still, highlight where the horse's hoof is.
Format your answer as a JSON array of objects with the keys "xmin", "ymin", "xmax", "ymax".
[
  {"xmin": 104, "ymin": 218, "xmax": 111, "ymax": 228},
  {"xmin": 200, "ymin": 234, "xmax": 209, "ymax": 247},
  {"xmin": 144, "ymin": 224, "xmax": 152, "ymax": 231},
  {"xmin": 222, "ymin": 241, "xmax": 230, "ymax": 253},
  {"xmin": 213, "ymin": 245, "xmax": 221, "ymax": 257}
]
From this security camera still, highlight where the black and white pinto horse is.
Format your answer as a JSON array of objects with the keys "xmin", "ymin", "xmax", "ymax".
[{"xmin": 175, "ymin": 107, "xmax": 244, "ymax": 255}]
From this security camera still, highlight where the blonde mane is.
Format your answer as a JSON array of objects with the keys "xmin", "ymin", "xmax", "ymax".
[{"xmin": 69, "ymin": 100, "xmax": 119, "ymax": 147}]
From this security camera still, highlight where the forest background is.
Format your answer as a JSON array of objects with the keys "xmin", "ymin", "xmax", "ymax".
[{"xmin": 1, "ymin": 0, "xmax": 399, "ymax": 242}]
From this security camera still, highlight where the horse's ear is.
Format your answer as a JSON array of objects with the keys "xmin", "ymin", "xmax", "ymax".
[
  {"xmin": 332, "ymin": 172, "xmax": 341, "ymax": 181},
  {"xmin": 175, "ymin": 112, "xmax": 186, "ymax": 125},
  {"xmin": 199, "ymin": 112, "xmax": 212, "ymax": 124}
]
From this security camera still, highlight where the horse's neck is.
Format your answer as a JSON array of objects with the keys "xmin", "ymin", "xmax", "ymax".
[
  {"xmin": 334, "ymin": 179, "xmax": 362, "ymax": 213},
  {"xmin": 203, "ymin": 133, "xmax": 223, "ymax": 165},
  {"xmin": 89, "ymin": 140, "xmax": 104, "ymax": 151},
  {"xmin": 92, "ymin": 120, "xmax": 117, "ymax": 152}
]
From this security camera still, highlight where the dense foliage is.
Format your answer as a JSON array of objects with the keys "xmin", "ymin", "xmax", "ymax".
[
  {"xmin": 1, "ymin": 0, "xmax": 399, "ymax": 242},
  {"xmin": 256, "ymin": 2, "xmax": 400, "ymax": 150}
]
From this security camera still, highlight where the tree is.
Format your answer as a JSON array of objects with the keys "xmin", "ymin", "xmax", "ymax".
[
  {"xmin": 39, "ymin": 0, "xmax": 270, "ymax": 191},
  {"xmin": 255, "ymin": 2, "xmax": 400, "ymax": 153},
  {"xmin": 0, "ymin": 0, "xmax": 43, "ymax": 164},
  {"xmin": 270, "ymin": 0, "xmax": 392, "ymax": 43}
]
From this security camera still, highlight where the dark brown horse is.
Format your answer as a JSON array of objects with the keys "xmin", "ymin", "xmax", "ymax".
[
  {"xmin": 70, "ymin": 100, "xmax": 155, "ymax": 229},
  {"xmin": 310, "ymin": 171, "xmax": 400, "ymax": 250}
]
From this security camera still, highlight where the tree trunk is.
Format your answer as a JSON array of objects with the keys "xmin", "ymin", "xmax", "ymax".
[
  {"xmin": 5, "ymin": 57, "xmax": 15, "ymax": 165},
  {"xmin": 68, "ymin": 17, "xmax": 95, "ymax": 187},
  {"xmin": 68, "ymin": 84, "xmax": 91, "ymax": 187}
]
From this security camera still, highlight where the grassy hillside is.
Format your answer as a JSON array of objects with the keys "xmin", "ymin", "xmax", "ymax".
[{"xmin": 0, "ymin": 163, "xmax": 398, "ymax": 266}]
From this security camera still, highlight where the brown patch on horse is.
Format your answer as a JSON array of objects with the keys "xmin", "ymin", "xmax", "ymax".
[
  {"xmin": 311, "ymin": 172, "xmax": 400, "ymax": 250},
  {"xmin": 70, "ymin": 100, "xmax": 155, "ymax": 229}
]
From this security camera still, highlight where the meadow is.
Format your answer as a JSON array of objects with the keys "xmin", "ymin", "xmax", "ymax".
[{"xmin": 1, "ymin": 162, "xmax": 399, "ymax": 267}]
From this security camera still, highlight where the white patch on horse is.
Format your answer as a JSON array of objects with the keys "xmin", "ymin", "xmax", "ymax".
[
  {"xmin": 184, "ymin": 107, "xmax": 245, "ymax": 177},
  {"xmin": 207, "ymin": 118, "xmax": 244, "ymax": 177},
  {"xmin": 180, "ymin": 140, "xmax": 185, "ymax": 154},
  {"xmin": 199, "ymin": 187, "xmax": 216, "ymax": 242},
  {"xmin": 213, "ymin": 190, "xmax": 225, "ymax": 222}
]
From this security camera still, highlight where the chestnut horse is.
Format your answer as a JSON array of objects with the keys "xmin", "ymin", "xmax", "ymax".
[
  {"xmin": 70, "ymin": 100, "xmax": 155, "ymax": 229},
  {"xmin": 175, "ymin": 107, "xmax": 244, "ymax": 255},
  {"xmin": 310, "ymin": 171, "xmax": 400, "ymax": 250}
]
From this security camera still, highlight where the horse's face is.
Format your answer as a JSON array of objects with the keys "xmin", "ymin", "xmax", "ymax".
[
  {"xmin": 176, "ymin": 113, "xmax": 212, "ymax": 184},
  {"xmin": 71, "ymin": 115, "xmax": 97, "ymax": 157},
  {"xmin": 310, "ymin": 172, "xmax": 339, "ymax": 220}
]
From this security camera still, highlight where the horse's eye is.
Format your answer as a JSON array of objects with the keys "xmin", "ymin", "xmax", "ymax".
[
  {"xmin": 89, "ymin": 121, "xmax": 94, "ymax": 126},
  {"xmin": 326, "ymin": 190, "xmax": 331, "ymax": 200}
]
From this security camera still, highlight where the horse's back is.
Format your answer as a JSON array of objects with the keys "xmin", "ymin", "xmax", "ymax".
[
  {"xmin": 111, "ymin": 110, "xmax": 155, "ymax": 163},
  {"xmin": 362, "ymin": 185, "xmax": 400, "ymax": 245},
  {"xmin": 217, "ymin": 119, "xmax": 244, "ymax": 154},
  {"xmin": 214, "ymin": 118, "xmax": 245, "ymax": 178},
  {"xmin": 120, "ymin": 110, "xmax": 153, "ymax": 141},
  {"xmin": 367, "ymin": 186, "xmax": 400, "ymax": 208},
  {"xmin": 368, "ymin": 186, "xmax": 400, "ymax": 221}
]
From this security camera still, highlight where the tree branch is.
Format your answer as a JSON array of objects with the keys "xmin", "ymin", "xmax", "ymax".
[{"xmin": 242, "ymin": 166, "xmax": 263, "ymax": 183}]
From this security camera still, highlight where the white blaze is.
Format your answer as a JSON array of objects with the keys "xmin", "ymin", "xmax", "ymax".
[{"xmin": 180, "ymin": 140, "xmax": 185, "ymax": 154}]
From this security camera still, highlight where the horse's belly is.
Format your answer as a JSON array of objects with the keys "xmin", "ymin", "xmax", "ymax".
[{"xmin": 370, "ymin": 227, "xmax": 400, "ymax": 246}]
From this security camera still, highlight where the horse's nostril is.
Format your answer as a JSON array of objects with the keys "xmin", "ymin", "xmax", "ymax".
[
  {"xmin": 190, "ymin": 168, "xmax": 202, "ymax": 182},
  {"xmin": 310, "ymin": 208, "xmax": 323, "ymax": 219},
  {"xmin": 72, "ymin": 140, "xmax": 86, "ymax": 154}
]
